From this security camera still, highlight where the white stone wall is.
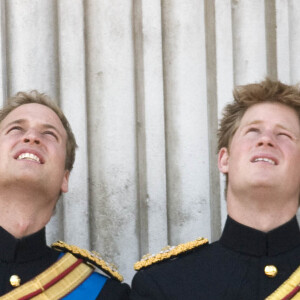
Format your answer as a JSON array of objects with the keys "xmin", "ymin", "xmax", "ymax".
[{"xmin": 0, "ymin": 0, "xmax": 299, "ymax": 283}]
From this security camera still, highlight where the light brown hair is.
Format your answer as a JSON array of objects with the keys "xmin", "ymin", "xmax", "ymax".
[
  {"xmin": 218, "ymin": 78, "xmax": 300, "ymax": 152},
  {"xmin": 0, "ymin": 90, "xmax": 77, "ymax": 171}
]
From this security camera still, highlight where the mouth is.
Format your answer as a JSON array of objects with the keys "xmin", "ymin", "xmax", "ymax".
[
  {"xmin": 14, "ymin": 151, "xmax": 44, "ymax": 164},
  {"xmin": 251, "ymin": 157, "xmax": 277, "ymax": 165}
]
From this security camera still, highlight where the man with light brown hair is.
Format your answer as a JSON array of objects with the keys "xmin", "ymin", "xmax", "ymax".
[
  {"xmin": 0, "ymin": 91, "xmax": 130, "ymax": 299},
  {"xmin": 130, "ymin": 78, "xmax": 300, "ymax": 299}
]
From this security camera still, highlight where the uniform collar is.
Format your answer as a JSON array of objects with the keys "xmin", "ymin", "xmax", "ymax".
[
  {"xmin": 0, "ymin": 226, "xmax": 50, "ymax": 262},
  {"xmin": 220, "ymin": 215, "xmax": 300, "ymax": 256}
]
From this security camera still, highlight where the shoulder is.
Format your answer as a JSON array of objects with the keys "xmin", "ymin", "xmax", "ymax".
[
  {"xmin": 51, "ymin": 240, "xmax": 124, "ymax": 282},
  {"xmin": 134, "ymin": 237, "xmax": 209, "ymax": 271},
  {"xmin": 131, "ymin": 238, "xmax": 213, "ymax": 300},
  {"xmin": 99, "ymin": 278, "xmax": 130, "ymax": 300},
  {"xmin": 131, "ymin": 239, "xmax": 236, "ymax": 299},
  {"xmin": 52, "ymin": 241, "xmax": 130, "ymax": 299}
]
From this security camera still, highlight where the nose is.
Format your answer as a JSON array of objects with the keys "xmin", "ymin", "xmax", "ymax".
[
  {"xmin": 23, "ymin": 129, "xmax": 40, "ymax": 145},
  {"xmin": 256, "ymin": 132, "xmax": 275, "ymax": 148}
]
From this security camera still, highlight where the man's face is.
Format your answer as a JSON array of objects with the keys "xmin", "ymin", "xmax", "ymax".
[
  {"xmin": 218, "ymin": 102, "xmax": 300, "ymax": 199},
  {"xmin": 0, "ymin": 103, "xmax": 69, "ymax": 196}
]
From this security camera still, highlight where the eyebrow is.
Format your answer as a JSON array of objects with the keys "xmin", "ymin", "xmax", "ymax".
[
  {"xmin": 244, "ymin": 120, "xmax": 299, "ymax": 137},
  {"xmin": 2, "ymin": 119, "xmax": 26, "ymax": 130},
  {"xmin": 243, "ymin": 120, "xmax": 261, "ymax": 127},
  {"xmin": 245, "ymin": 120, "xmax": 290, "ymax": 130}
]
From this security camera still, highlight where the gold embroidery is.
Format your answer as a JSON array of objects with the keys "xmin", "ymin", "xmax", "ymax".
[
  {"xmin": 52, "ymin": 241, "xmax": 123, "ymax": 282},
  {"xmin": 134, "ymin": 237, "xmax": 209, "ymax": 271}
]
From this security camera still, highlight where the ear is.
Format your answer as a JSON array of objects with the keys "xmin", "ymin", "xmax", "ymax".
[
  {"xmin": 60, "ymin": 170, "xmax": 70, "ymax": 193},
  {"xmin": 218, "ymin": 147, "xmax": 229, "ymax": 174}
]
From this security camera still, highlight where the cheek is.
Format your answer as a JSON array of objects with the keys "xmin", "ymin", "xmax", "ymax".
[
  {"xmin": 229, "ymin": 143, "xmax": 248, "ymax": 161},
  {"xmin": 283, "ymin": 143, "xmax": 300, "ymax": 160},
  {"xmin": 49, "ymin": 145, "xmax": 66, "ymax": 163},
  {"xmin": 230, "ymin": 134, "xmax": 253, "ymax": 150},
  {"xmin": 57, "ymin": 151, "xmax": 67, "ymax": 166},
  {"xmin": 0, "ymin": 139, "xmax": 14, "ymax": 154},
  {"xmin": 290, "ymin": 152, "xmax": 300, "ymax": 169},
  {"xmin": 227, "ymin": 144, "xmax": 250, "ymax": 172},
  {"xmin": 57, "ymin": 147, "xmax": 67, "ymax": 167},
  {"xmin": 283, "ymin": 148, "xmax": 300, "ymax": 181}
]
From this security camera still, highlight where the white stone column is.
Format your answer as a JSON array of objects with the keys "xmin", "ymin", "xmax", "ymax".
[{"xmin": 162, "ymin": 0, "xmax": 211, "ymax": 244}]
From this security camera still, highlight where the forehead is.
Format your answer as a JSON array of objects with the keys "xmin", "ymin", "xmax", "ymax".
[
  {"xmin": 0, "ymin": 103, "xmax": 66, "ymax": 134},
  {"xmin": 239, "ymin": 102, "xmax": 300, "ymax": 128}
]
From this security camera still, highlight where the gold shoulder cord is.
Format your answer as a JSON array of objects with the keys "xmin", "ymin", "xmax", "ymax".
[
  {"xmin": 52, "ymin": 241, "xmax": 123, "ymax": 282},
  {"xmin": 134, "ymin": 237, "xmax": 209, "ymax": 271}
]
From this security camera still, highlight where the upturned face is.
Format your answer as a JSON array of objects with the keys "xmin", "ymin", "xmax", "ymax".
[
  {"xmin": 218, "ymin": 102, "xmax": 300, "ymax": 200},
  {"xmin": 0, "ymin": 103, "xmax": 69, "ymax": 196}
]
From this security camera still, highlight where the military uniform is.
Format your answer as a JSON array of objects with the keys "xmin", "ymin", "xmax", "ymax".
[
  {"xmin": 130, "ymin": 216, "xmax": 300, "ymax": 300},
  {"xmin": 0, "ymin": 226, "xmax": 130, "ymax": 299}
]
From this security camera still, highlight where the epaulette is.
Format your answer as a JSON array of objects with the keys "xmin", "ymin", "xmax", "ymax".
[
  {"xmin": 52, "ymin": 240, "xmax": 123, "ymax": 282},
  {"xmin": 134, "ymin": 237, "xmax": 209, "ymax": 271}
]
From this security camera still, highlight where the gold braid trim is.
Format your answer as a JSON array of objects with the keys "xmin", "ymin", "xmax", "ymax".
[
  {"xmin": 52, "ymin": 241, "xmax": 123, "ymax": 282},
  {"xmin": 134, "ymin": 237, "xmax": 209, "ymax": 271},
  {"xmin": 265, "ymin": 266, "xmax": 300, "ymax": 300},
  {"xmin": 0, "ymin": 253, "xmax": 93, "ymax": 300}
]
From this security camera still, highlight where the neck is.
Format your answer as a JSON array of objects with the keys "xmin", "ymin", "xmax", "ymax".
[
  {"xmin": 0, "ymin": 188, "xmax": 57, "ymax": 238},
  {"xmin": 227, "ymin": 188, "xmax": 298, "ymax": 232}
]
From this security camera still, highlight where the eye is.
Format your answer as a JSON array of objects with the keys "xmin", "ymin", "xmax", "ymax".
[
  {"xmin": 246, "ymin": 127, "xmax": 259, "ymax": 134},
  {"xmin": 278, "ymin": 132, "xmax": 292, "ymax": 139},
  {"xmin": 43, "ymin": 131, "xmax": 58, "ymax": 140},
  {"xmin": 7, "ymin": 126, "xmax": 23, "ymax": 133}
]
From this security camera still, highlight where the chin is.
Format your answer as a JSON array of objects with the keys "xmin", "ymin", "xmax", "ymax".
[
  {"xmin": 13, "ymin": 174, "xmax": 44, "ymax": 186},
  {"xmin": 248, "ymin": 179, "xmax": 277, "ymax": 189}
]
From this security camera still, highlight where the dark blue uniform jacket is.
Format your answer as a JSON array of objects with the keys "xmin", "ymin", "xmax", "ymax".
[
  {"xmin": 0, "ymin": 226, "xmax": 130, "ymax": 299},
  {"xmin": 131, "ymin": 216, "xmax": 300, "ymax": 300}
]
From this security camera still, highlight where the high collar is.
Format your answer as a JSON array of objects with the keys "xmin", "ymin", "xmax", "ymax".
[
  {"xmin": 220, "ymin": 215, "xmax": 300, "ymax": 256},
  {"xmin": 0, "ymin": 226, "xmax": 50, "ymax": 263}
]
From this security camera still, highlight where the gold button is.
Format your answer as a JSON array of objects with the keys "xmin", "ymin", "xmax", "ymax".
[
  {"xmin": 264, "ymin": 265, "xmax": 278, "ymax": 278},
  {"xmin": 10, "ymin": 275, "xmax": 21, "ymax": 287}
]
